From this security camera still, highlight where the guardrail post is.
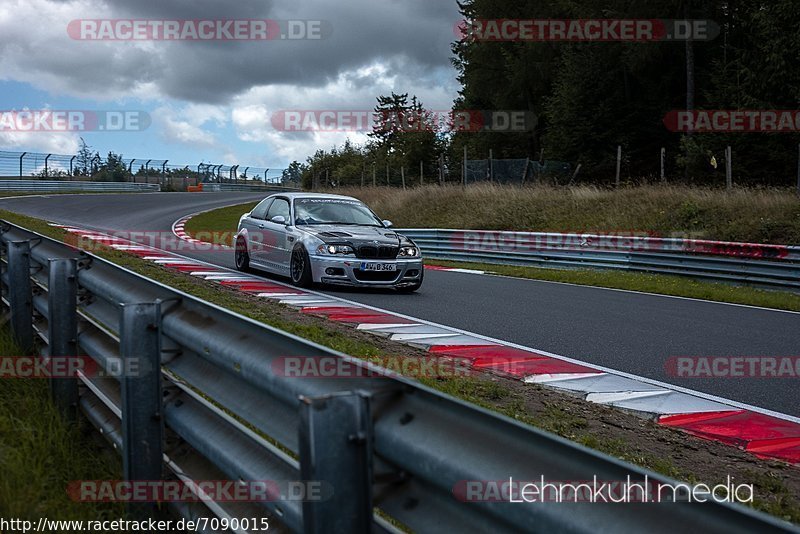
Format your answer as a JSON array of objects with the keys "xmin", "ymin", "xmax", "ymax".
[
  {"xmin": 48, "ymin": 258, "xmax": 78, "ymax": 420},
  {"xmin": 120, "ymin": 302, "xmax": 163, "ymax": 519},
  {"xmin": 7, "ymin": 240, "xmax": 33, "ymax": 352},
  {"xmin": 299, "ymin": 392, "xmax": 373, "ymax": 534}
]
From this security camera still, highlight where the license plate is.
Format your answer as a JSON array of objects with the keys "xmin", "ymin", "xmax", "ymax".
[{"xmin": 360, "ymin": 262, "xmax": 397, "ymax": 272}]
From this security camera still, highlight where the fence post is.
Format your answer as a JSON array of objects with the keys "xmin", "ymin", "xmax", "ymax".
[
  {"xmin": 660, "ymin": 147, "xmax": 666, "ymax": 182},
  {"xmin": 401, "ymin": 166, "xmax": 406, "ymax": 190},
  {"xmin": 462, "ymin": 145, "xmax": 467, "ymax": 186},
  {"xmin": 615, "ymin": 145, "xmax": 622, "ymax": 187},
  {"xmin": 19, "ymin": 152, "xmax": 26, "ymax": 177},
  {"xmin": 521, "ymin": 157, "xmax": 530, "ymax": 184},
  {"xmin": 44, "ymin": 154, "xmax": 51, "ymax": 178},
  {"xmin": 120, "ymin": 302, "xmax": 163, "ymax": 519},
  {"xmin": 48, "ymin": 258, "xmax": 78, "ymax": 420},
  {"xmin": 7, "ymin": 240, "xmax": 33, "ymax": 352},
  {"xmin": 726, "ymin": 146, "xmax": 733, "ymax": 190},
  {"xmin": 299, "ymin": 392, "xmax": 373, "ymax": 534},
  {"xmin": 569, "ymin": 164, "xmax": 582, "ymax": 186}
]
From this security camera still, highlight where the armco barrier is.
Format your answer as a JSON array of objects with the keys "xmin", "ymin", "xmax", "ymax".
[
  {"xmin": 0, "ymin": 220, "xmax": 795, "ymax": 533},
  {"xmin": 399, "ymin": 229, "xmax": 800, "ymax": 290},
  {"xmin": 0, "ymin": 180, "xmax": 160, "ymax": 192},
  {"xmin": 202, "ymin": 183, "xmax": 301, "ymax": 192}
]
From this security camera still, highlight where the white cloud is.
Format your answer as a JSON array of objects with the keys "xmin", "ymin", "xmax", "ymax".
[
  {"xmin": 0, "ymin": 131, "xmax": 80, "ymax": 154},
  {"xmin": 228, "ymin": 60, "xmax": 458, "ymax": 161},
  {"xmin": 155, "ymin": 103, "xmax": 227, "ymax": 147},
  {"xmin": 0, "ymin": 0, "xmax": 462, "ymax": 164}
]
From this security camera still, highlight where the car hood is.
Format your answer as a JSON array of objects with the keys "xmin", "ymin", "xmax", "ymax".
[{"xmin": 298, "ymin": 225, "xmax": 405, "ymax": 245}]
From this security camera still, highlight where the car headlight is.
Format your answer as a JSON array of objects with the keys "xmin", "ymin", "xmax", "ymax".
[
  {"xmin": 398, "ymin": 246, "xmax": 419, "ymax": 257},
  {"xmin": 317, "ymin": 244, "xmax": 354, "ymax": 255}
]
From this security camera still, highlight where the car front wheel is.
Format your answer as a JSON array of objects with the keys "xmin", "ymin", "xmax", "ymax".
[
  {"xmin": 290, "ymin": 246, "xmax": 313, "ymax": 288},
  {"xmin": 235, "ymin": 237, "xmax": 251, "ymax": 272}
]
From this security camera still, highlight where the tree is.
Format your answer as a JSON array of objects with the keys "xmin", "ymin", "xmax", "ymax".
[
  {"xmin": 75, "ymin": 137, "xmax": 96, "ymax": 176},
  {"xmin": 95, "ymin": 152, "xmax": 130, "ymax": 182},
  {"xmin": 282, "ymin": 161, "xmax": 306, "ymax": 185}
]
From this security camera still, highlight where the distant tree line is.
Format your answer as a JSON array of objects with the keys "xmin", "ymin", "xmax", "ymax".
[{"xmin": 301, "ymin": 0, "xmax": 800, "ymax": 187}]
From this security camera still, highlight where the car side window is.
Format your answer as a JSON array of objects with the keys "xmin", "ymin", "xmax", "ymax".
[
  {"xmin": 250, "ymin": 199, "xmax": 273, "ymax": 220},
  {"xmin": 266, "ymin": 198, "xmax": 290, "ymax": 222}
]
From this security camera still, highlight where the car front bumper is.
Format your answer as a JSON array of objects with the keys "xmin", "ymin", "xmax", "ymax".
[{"xmin": 309, "ymin": 255, "xmax": 424, "ymax": 288}]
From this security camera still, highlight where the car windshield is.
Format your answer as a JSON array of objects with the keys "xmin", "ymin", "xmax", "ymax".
[{"xmin": 293, "ymin": 198, "xmax": 383, "ymax": 227}]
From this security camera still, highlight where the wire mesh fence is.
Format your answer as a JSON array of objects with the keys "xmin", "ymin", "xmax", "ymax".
[
  {"xmin": 0, "ymin": 150, "xmax": 295, "ymax": 191},
  {"xmin": 308, "ymin": 153, "xmax": 575, "ymax": 190},
  {"xmin": 466, "ymin": 158, "xmax": 573, "ymax": 185}
]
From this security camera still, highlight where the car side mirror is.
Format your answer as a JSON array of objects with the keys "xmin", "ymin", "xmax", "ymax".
[
  {"xmin": 270, "ymin": 215, "xmax": 287, "ymax": 225},
  {"xmin": 382, "ymin": 219, "xmax": 393, "ymax": 228}
]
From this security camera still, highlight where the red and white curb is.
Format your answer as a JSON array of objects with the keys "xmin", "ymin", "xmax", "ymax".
[
  {"xmin": 172, "ymin": 214, "xmax": 232, "ymax": 250},
  {"xmin": 55, "ymin": 223, "xmax": 800, "ymax": 466}
]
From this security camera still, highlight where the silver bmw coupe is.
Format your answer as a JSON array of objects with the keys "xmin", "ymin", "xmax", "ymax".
[{"xmin": 234, "ymin": 193, "xmax": 424, "ymax": 292}]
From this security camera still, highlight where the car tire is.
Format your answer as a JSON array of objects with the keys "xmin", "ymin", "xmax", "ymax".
[
  {"xmin": 235, "ymin": 237, "xmax": 252, "ymax": 273},
  {"xmin": 290, "ymin": 245, "xmax": 313, "ymax": 288},
  {"xmin": 397, "ymin": 268, "xmax": 423, "ymax": 293}
]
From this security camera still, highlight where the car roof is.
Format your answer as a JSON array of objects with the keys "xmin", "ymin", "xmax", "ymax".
[{"xmin": 267, "ymin": 192, "xmax": 361, "ymax": 202}]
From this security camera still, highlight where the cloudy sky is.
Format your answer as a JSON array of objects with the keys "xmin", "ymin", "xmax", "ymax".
[{"xmin": 0, "ymin": 0, "xmax": 462, "ymax": 170}]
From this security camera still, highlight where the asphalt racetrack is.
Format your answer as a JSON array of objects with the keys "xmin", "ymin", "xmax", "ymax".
[{"xmin": 2, "ymin": 192, "xmax": 798, "ymax": 416}]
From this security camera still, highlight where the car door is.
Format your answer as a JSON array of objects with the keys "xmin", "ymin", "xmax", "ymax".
[
  {"xmin": 261, "ymin": 197, "xmax": 292, "ymax": 270},
  {"xmin": 242, "ymin": 198, "xmax": 272, "ymax": 265}
]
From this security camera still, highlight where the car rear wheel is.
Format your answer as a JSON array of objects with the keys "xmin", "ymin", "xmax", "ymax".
[
  {"xmin": 235, "ymin": 237, "xmax": 251, "ymax": 272},
  {"xmin": 290, "ymin": 246, "xmax": 313, "ymax": 288}
]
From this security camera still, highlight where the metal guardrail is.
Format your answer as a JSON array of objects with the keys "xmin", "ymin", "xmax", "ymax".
[
  {"xmin": 0, "ymin": 220, "xmax": 794, "ymax": 533},
  {"xmin": 399, "ymin": 229, "xmax": 800, "ymax": 290},
  {"xmin": 201, "ymin": 183, "xmax": 301, "ymax": 193},
  {"xmin": 0, "ymin": 180, "xmax": 160, "ymax": 192}
]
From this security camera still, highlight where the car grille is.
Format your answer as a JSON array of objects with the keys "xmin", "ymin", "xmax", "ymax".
[
  {"xmin": 353, "ymin": 270, "xmax": 401, "ymax": 282},
  {"xmin": 355, "ymin": 244, "xmax": 398, "ymax": 259}
]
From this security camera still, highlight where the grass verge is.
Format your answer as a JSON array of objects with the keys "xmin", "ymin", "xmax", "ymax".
[
  {"xmin": 2, "ymin": 208, "xmax": 799, "ymax": 524},
  {"xmin": 182, "ymin": 202, "xmax": 257, "ymax": 247},
  {"xmin": 335, "ymin": 184, "xmax": 800, "ymax": 245},
  {"xmin": 182, "ymin": 201, "xmax": 800, "ymax": 312},
  {"xmin": 0, "ymin": 327, "xmax": 123, "ymax": 519}
]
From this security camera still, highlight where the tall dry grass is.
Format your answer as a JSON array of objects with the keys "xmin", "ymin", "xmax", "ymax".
[{"xmin": 327, "ymin": 184, "xmax": 800, "ymax": 244}]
